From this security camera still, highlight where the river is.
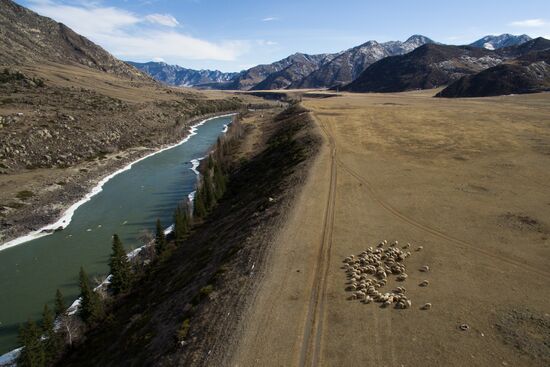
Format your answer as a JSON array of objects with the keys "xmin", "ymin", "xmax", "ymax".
[{"xmin": 0, "ymin": 114, "xmax": 233, "ymax": 354}]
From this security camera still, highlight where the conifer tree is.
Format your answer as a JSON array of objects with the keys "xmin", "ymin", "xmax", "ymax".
[
  {"xmin": 207, "ymin": 155, "xmax": 214, "ymax": 170},
  {"xmin": 213, "ymin": 161, "xmax": 226, "ymax": 199},
  {"xmin": 203, "ymin": 172, "xmax": 215, "ymax": 210},
  {"xmin": 42, "ymin": 304, "xmax": 62, "ymax": 365},
  {"xmin": 79, "ymin": 267, "xmax": 103, "ymax": 324},
  {"xmin": 17, "ymin": 319, "xmax": 45, "ymax": 367},
  {"xmin": 109, "ymin": 234, "xmax": 132, "ymax": 294},
  {"xmin": 173, "ymin": 205, "xmax": 189, "ymax": 246},
  {"xmin": 193, "ymin": 185, "xmax": 207, "ymax": 218},
  {"xmin": 155, "ymin": 219, "xmax": 166, "ymax": 254},
  {"xmin": 54, "ymin": 289, "xmax": 66, "ymax": 317}
]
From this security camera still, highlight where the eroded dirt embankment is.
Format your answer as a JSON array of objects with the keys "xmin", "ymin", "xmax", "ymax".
[{"xmin": 59, "ymin": 104, "xmax": 321, "ymax": 366}]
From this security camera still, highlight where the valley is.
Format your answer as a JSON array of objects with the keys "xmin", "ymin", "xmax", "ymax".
[{"xmin": 1, "ymin": 0, "xmax": 549, "ymax": 365}]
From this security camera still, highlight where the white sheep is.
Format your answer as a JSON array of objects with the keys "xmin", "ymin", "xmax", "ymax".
[{"xmin": 421, "ymin": 303, "xmax": 432, "ymax": 310}]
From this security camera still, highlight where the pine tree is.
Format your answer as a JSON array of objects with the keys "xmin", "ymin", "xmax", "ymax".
[
  {"xmin": 54, "ymin": 289, "xmax": 66, "ymax": 318},
  {"xmin": 213, "ymin": 161, "xmax": 226, "ymax": 199},
  {"xmin": 207, "ymin": 155, "xmax": 214, "ymax": 170},
  {"xmin": 42, "ymin": 304, "xmax": 62, "ymax": 365},
  {"xmin": 215, "ymin": 137, "xmax": 224, "ymax": 160},
  {"xmin": 155, "ymin": 219, "xmax": 166, "ymax": 254},
  {"xmin": 174, "ymin": 204, "xmax": 190, "ymax": 245},
  {"xmin": 109, "ymin": 234, "xmax": 133, "ymax": 294},
  {"xmin": 79, "ymin": 267, "xmax": 103, "ymax": 324},
  {"xmin": 193, "ymin": 185, "xmax": 207, "ymax": 218},
  {"xmin": 203, "ymin": 172, "xmax": 215, "ymax": 210},
  {"xmin": 17, "ymin": 319, "xmax": 45, "ymax": 367}
]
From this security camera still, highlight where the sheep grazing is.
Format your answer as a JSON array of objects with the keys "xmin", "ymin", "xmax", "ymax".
[
  {"xmin": 343, "ymin": 239, "xmax": 418, "ymax": 310},
  {"xmin": 396, "ymin": 299, "xmax": 412, "ymax": 309},
  {"xmin": 396, "ymin": 274, "xmax": 408, "ymax": 281},
  {"xmin": 416, "ymin": 246, "xmax": 424, "ymax": 252},
  {"xmin": 421, "ymin": 303, "xmax": 432, "ymax": 310},
  {"xmin": 419, "ymin": 280, "xmax": 429, "ymax": 287},
  {"xmin": 419, "ymin": 265, "xmax": 430, "ymax": 272}
]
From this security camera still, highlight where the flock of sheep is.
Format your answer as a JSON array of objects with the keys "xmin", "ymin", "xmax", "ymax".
[{"xmin": 343, "ymin": 240, "xmax": 431, "ymax": 310}]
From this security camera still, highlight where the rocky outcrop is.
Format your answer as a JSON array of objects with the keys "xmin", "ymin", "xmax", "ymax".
[{"xmin": 437, "ymin": 49, "xmax": 550, "ymax": 97}]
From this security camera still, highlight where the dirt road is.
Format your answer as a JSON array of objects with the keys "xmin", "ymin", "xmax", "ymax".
[{"xmin": 232, "ymin": 91, "xmax": 550, "ymax": 367}]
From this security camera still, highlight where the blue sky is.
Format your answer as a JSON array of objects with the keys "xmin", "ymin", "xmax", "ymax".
[{"xmin": 19, "ymin": 0, "xmax": 550, "ymax": 72}]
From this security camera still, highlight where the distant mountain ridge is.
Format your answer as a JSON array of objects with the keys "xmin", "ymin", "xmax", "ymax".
[
  {"xmin": 438, "ymin": 40, "xmax": 550, "ymax": 97},
  {"xmin": 227, "ymin": 52, "xmax": 336, "ymax": 90},
  {"xmin": 341, "ymin": 37, "xmax": 550, "ymax": 94},
  {"xmin": 128, "ymin": 33, "xmax": 540, "ymax": 93},
  {"xmin": 292, "ymin": 35, "xmax": 435, "ymax": 89},
  {"xmin": 128, "ymin": 61, "xmax": 238, "ymax": 87},
  {"xmin": 131, "ymin": 35, "xmax": 434, "ymax": 90},
  {"xmin": 469, "ymin": 34, "xmax": 531, "ymax": 50}
]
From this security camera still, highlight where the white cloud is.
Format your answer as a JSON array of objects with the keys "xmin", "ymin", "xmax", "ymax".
[
  {"xmin": 152, "ymin": 57, "xmax": 165, "ymax": 62},
  {"xmin": 145, "ymin": 13, "xmax": 179, "ymax": 27},
  {"xmin": 28, "ymin": 0, "xmax": 248, "ymax": 62},
  {"xmin": 509, "ymin": 19, "xmax": 547, "ymax": 27},
  {"xmin": 31, "ymin": 1, "xmax": 140, "ymax": 35},
  {"xmin": 262, "ymin": 17, "xmax": 278, "ymax": 22},
  {"xmin": 257, "ymin": 40, "xmax": 278, "ymax": 46},
  {"xmin": 99, "ymin": 32, "xmax": 249, "ymax": 61}
]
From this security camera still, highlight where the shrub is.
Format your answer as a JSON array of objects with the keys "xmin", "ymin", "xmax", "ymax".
[
  {"xmin": 177, "ymin": 318, "xmax": 191, "ymax": 341},
  {"xmin": 199, "ymin": 285, "xmax": 214, "ymax": 297},
  {"xmin": 16, "ymin": 190, "xmax": 34, "ymax": 201}
]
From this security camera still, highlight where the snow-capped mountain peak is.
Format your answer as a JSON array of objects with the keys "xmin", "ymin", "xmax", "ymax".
[{"xmin": 470, "ymin": 34, "xmax": 532, "ymax": 49}]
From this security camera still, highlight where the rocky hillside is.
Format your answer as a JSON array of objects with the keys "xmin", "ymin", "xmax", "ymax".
[
  {"xmin": 437, "ymin": 48, "xmax": 550, "ymax": 97},
  {"xmin": 470, "ymin": 34, "xmax": 532, "ymax": 50},
  {"xmin": 250, "ymin": 56, "xmax": 326, "ymax": 90},
  {"xmin": 291, "ymin": 35, "xmax": 435, "ymax": 89},
  {"xmin": 222, "ymin": 52, "xmax": 335, "ymax": 90},
  {"xmin": 341, "ymin": 44, "xmax": 502, "ymax": 92},
  {"xmin": 0, "ymin": 0, "xmax": 148, "ymax": 81},
  {"xmin": 127, "ymin": 61, "xmax": 238, "ymax": 87},
  {"xmin": 498, "ymin": 37, "xmax": 550, "ymax": 58}
]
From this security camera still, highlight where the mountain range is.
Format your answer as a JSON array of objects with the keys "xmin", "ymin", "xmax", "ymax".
[
  {"xmin": 130, "ymin": 34, "xmax": 536, "ymax": 92},
  {"xmin": 342, "ymin": 37, "xmax": 550, "ymax": 94},
  {"xmin": 290, "ymin": 35, "xmax": 435, "ymax": 89},
  {"xmin": 469, "ymin": 34, "xmax": 532, "ymax": 50},
  {"xmin": 126, "ymin": 61, "xmax": 237, "ymax": 87},
  {"xmin": 437, "ymin": 43, "xmax": 550, "ymax": 97}
]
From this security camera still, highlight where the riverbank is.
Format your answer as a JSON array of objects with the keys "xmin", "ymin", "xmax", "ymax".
[
  {"xmin": 0, "ymin": 111, "xmax": 251, "ymax": 251},
  {"xmin": 0, "ymin": 112, "xmax": 238, "ymax": 251}
]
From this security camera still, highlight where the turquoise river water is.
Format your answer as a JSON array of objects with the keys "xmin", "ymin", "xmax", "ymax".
[{"xmin": 0, "ymin": 115, "xmax": 233, "ymax": 354}]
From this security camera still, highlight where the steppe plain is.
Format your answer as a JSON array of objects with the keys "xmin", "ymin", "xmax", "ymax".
[{"xmin": 232, "ymin": 90, "xmax": 550, "ymax": 367}]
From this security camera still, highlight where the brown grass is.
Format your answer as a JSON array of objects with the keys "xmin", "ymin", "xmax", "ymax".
[{"xmin": 233, "ymin": 90, "xmax": 550, "ymax": 366}]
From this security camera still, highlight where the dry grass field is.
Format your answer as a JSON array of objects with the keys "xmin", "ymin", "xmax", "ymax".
[{"xmin": 232, "ymin": 90, "xmax": 550, "ymax": 366}]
